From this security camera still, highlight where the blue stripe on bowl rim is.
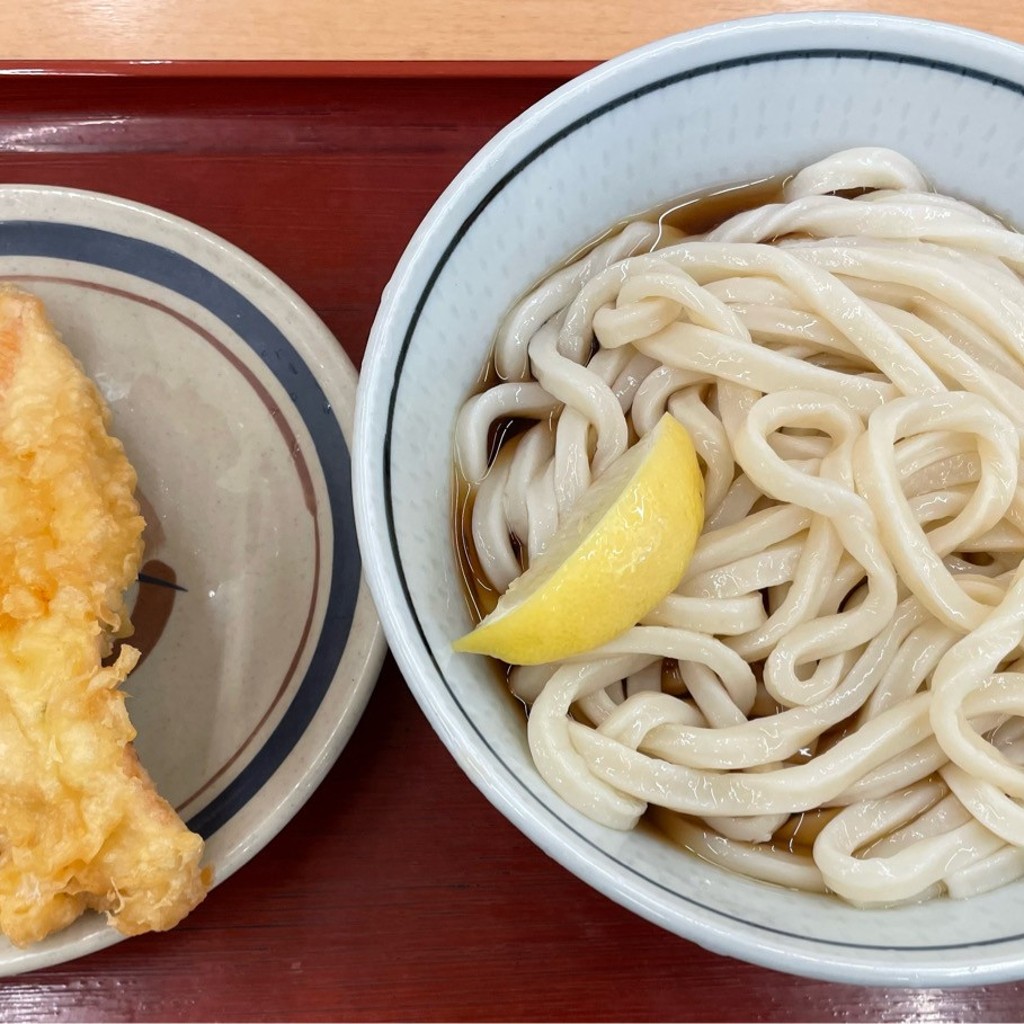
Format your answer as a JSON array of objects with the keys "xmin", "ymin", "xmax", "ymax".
[
  {"xmin": 0, "ymin": 219, "xmax": 361, "ymax": 842},
  {"xmin": 383, "ymin": 47, "xmax": 1024, "ymax": 954}
]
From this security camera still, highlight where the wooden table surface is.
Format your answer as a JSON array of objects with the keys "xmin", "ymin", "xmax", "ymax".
[
  {"xmin": 3, "ymin": 11, "xmax": 1024, "ymax": 1024},
  {"xmin": 0, "ymin": 0, "xmax": 1023, "ymax": 61}
]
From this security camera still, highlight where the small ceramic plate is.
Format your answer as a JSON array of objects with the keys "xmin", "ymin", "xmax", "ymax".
[{"xmin": 0, "ymin": 185, "xmax": 385, "ymax": 975}]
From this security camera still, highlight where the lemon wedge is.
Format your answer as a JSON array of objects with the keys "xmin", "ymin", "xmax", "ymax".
[{"xmin": 454, "ymin": 413, "xmax": 704, "ymax": 665}]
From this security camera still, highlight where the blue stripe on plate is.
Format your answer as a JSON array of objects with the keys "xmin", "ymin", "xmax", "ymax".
[{"xmin": 0, "ymin": 220, "xmax": 360, "ymax": 840}]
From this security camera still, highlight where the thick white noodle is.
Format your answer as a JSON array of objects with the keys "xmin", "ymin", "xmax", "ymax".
[{"xmin": 453, "ymin": 147, "xmax": 1024, "ymax": 905}]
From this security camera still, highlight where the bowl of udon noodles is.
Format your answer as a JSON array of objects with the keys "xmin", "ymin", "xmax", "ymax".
[{"xmin": 354, "ymin": 11, "xmax": 1024, "ymax": 985}]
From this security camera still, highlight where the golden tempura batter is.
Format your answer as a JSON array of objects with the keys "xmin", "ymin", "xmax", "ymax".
[{"xmin": 0, "ymin": 285, "xmax": 209, "ymax": 947}]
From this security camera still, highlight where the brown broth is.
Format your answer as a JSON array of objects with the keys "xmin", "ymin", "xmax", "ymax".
[
  {"xmin": 656, "ymin": 175, "xmax": 786, "ymax": 236},
  {"xmin": 451, "ymin": 469, "xmax": 500, "ymax": 624},
  {"xmin": 771, "ymin": 807, "xmax": 844, "ymax": 855}
]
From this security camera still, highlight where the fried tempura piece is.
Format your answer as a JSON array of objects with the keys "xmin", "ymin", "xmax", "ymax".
[{"xmin": 0, "ymin": 285, "xmax": 210, "ymax": 947}]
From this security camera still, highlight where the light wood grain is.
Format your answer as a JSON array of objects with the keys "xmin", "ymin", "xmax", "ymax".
[{"xmin": 3, "ymin": 0, "xmax": 1024, "ymax": 61}]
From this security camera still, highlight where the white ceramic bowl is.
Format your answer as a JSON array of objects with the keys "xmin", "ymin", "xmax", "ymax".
[{"xmin": 354, "ymin": 12, "xmax": 1024, "ymax": 986}]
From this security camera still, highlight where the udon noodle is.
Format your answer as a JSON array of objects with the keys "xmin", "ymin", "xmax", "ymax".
[{"xmin": 453, "ymin": 147, "xmax": 1024, "ymax": 906}]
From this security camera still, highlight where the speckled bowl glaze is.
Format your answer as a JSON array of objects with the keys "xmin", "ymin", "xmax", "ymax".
[{"xmin": 354, "ymin": 13, "xmax": 1024, "ymax": 985}]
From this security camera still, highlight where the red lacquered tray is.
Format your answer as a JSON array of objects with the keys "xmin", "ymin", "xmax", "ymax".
[{"xmin": 2, "ymin": 68, "xmax": 1023, "ymax": 1023}]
